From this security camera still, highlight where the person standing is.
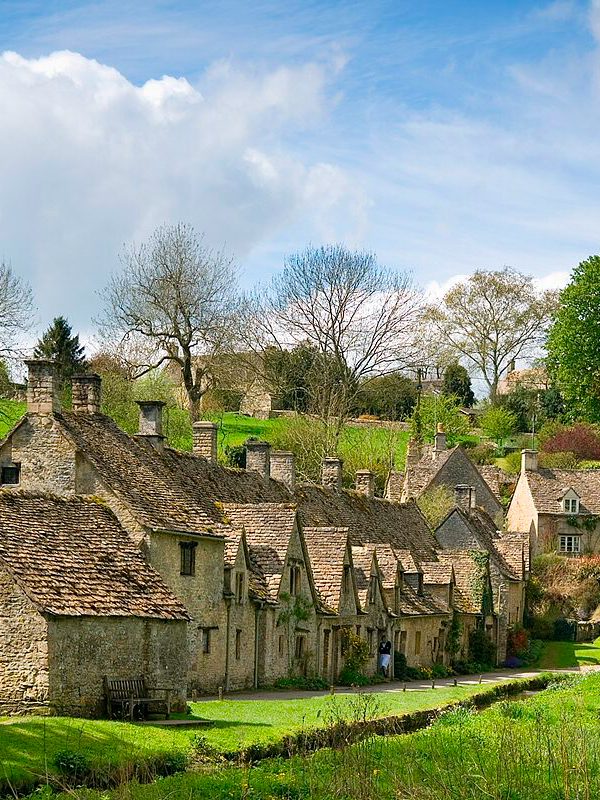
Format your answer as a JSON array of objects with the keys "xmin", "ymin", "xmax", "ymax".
[{"xmin": 378, "ymin": 635, "xmax": 392, "ymax": 677}]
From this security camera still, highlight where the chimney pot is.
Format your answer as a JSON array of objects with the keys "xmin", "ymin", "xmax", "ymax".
[
  {"xmin": 245, "ymin": 439, "xmax": 271, "ymax": 480},
  {"xmin": 521, "ymin": 449, "xmax": 538, "ymax": 473},
  {"xmin": 270, "ymin": 450, "xmax": 295, "ymax": 491},
  {"xmin": 71, "ymin": 373, "xmax": 102, "ymax": 414},
  {"xmin": 25, "ymin": 359, "xmax": 60, "ymax": 414},
  {"xmin": 355, "ymin": 469, "xmax": 375, "ymax": 498},
  {"xmin": 135, "ymin": 400, "xmax": 166, "ymax": 451},
  {"xmin": 193, "ymin": 421, "xmax": 218, "ymax": 464},
  {"xmin": 454, "ymin": 484, "xmax": 473, "ymax": 512},
  {"xmin": 321, "ymin": 456, "xmax": 343, "ymax": 492}
]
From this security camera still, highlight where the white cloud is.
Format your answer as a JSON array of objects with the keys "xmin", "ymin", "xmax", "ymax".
[{"xmin": 0, "ymin": 49, "xmax": 362, "ymax": 334}]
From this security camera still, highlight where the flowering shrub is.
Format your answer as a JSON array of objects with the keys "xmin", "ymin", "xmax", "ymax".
[{"xmin": 542, "ymin": 423, "xmax": 600, "ymax": 461}]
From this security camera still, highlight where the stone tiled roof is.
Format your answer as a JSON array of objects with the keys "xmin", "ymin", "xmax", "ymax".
[
  {"xmin": 303, "ymin": 527, "xmax": 351, "ymax": 613},
  {"xmin": 457, "ymin": 509, "xmax": 521, "ymax": 581},
  {"xmin": 437, "ymin": 550, "xmax": 488, "ymax": 614},
  {"xmin": 404, "ymin": 445, "xmax": 454, "ymax": 497},
  {"xmin": 223, "ymin": 503, "xmax": 297, "ymax": 599},
  {"xmin": 370, "ymin": 543, "xmax": 399, "ymax": 590},
  {"xmin": 0, "ymin": 491, "xmax": 189, "ymax": 620},
  {"xmin": 295, "ymin": 487, "xmax": 438, "ymax": 561},
  {"xmin": 397, "ymin": 585, "xmax": 449, "ymax": 616},
  {"xmin": 421, "ymin": 561, "xmax": 454, "ymax": 585},
  {"xmin": 394, "ymin": 548, "xmax": 421, "ymax": 575},
  {"xmin": 351, "ymin": 544, "xmax": 377, "ymax": 608},
  {"xmin": 495, "ymin": 533, "xmax": 529, "ymax": 579},
  {"xmin": 478, "ymin": 465, "xmax": 513, "ymax": 500},
  {"xmin": 525, "ymin": 468, "xmax": 600, "ymax": 515}
]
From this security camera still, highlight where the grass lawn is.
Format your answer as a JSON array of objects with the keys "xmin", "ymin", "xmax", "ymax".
[
  {"xmin": 0, "ymin": 683, "xmax": 508, "ymax": 790},
  {"xmin": 60, "ymin": 673, "xmax": 597, "ymax": 800},
  {"xmin": 538, "ymin": 637, "xmax": 600, "ymax": 669},
  {"xmin": 0, "ymin": 399, "xmax": 25, "ymax": 439}
]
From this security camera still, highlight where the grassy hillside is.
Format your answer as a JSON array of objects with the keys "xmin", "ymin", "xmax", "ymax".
[{"xmin": 0, "ymin": 399, "xmax": 25, "ymax": 439}]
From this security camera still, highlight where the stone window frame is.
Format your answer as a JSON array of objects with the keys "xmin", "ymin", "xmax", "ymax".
[
  {"xmin": 235, "ymin": 629, "xmax": 242, "ymax": 660},
  {"xmin": 563, "ymin": 496, "xmax": 580, "ymax": 514},
  {"xmin": 200, "ymin": 626, "xmax": 217, "ymax": 654},
  {"xmin": 294, "ymin": 633, "xmax": 306, "ymax": 660},
  {"xmin": 322, "ymin": 629, "xmax": 331, "ymax": 671},
  {"xmin": 179, "ymin": 541, "xmax": 197, "ymax": 576},
  {"xmin": 0, "ymin": 462, "xmax": 20, "ymax": 485},
  {"xmin": 235, "ymin": 571, "xmax": 245, "ymax": 604},
  {"xmin": 559, "ymin": 534, "xmax": 581, "ymax": 554},
  {"xmin": 278, "ymin": 634, "xmax": 285, "ymax": 655},
  {"xmin": 289, "ymin": 564, "xmax": 302, "ymax": 595},
  {"xmin": 414, "ymin": 630, "xmax": 422, "ymax": 655}
]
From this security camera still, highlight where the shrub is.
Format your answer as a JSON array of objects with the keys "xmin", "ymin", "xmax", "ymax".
[
  {"xmin": 468, "ymin": 442, "xmax": 496, "ymax": 465},
  {"xmin": 337, "ymin": 667, "xmax": 371, "ymax": 686},
  {"xmin": 528, "ymin": 616, "xmax": 554, "ymax": 640},
  {"xmin": 431, "ymin": 662, "xmax": 452, "ymax": 678},
  {"xmin": 394, "ymin": 651, "xmax": 408, "ymax": 679},
  {"xmin": 224, "ymin": 443, "xmax": 246, "ymax": 468},
  {"xmin": 480, "ymin": 406, "xmax": 518, "ymax": 452},
  {"xmin": 417, "ymin": 485, "xmax": 454, "ymax": 529},
  {"xmin": 539, "ymin": 451, "xmax": 581, "ymax": 469},
  {"xmin": 52, "ymin": 749, "xmax": 90, "ymax": 778},
  {"xmin": 200, "ymin": 388, "xmax": 243, "ymax": 413},
  {"xmin": 553, "ymin": 617, "xmax": 577, "ymax": 641},
  {"xmin": 468, "ymin": 627, "xmax": 496, "ymax": 666},
  {"xmin": 507, "ymin": 625, "xmax": 529, "ymax": 658},
  {"xmin": 503, "ymin": 450, "xmax": 523, "ymax": 474},
  {"xmin": 542, "ymin": 423, "xmax": 600, "ymax": 461},
  {"xmin": 273, "ymin": 675, "xmax": 329, "ymax": 690}
]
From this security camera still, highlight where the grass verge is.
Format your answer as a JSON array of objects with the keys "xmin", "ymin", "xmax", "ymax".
[{"xmin": 538, "ymin": 636, "xmax": 600, "ymax": 669}]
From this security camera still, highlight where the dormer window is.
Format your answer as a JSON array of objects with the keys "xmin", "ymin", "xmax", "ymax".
[
  {"xmin": 563, "ymin": 493, "xmax": 580, "ymax": 514},
  {"xmin": 1, "ymin": 462, "xmax": 20, "ymax": 485}
]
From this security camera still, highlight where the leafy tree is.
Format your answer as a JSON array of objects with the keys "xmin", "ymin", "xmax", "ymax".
[
  {"xmin": 547, "ymin": 256, "xmax": 600, "ymax": 421},
  {"xmin": 353, "ymin": 373, "xmax": 417, "ymax": 419},
  {"xmin": 480, "ymin": 405, "xmax": 518, "ymax": 452},
  {"xmin": 34, "ymin": 316, "xmax": 86, "ymax": 386},
  {"xmin": 417, "ymin": 485, "xmax": 455, "ymax": 529},
  {"xmin": 427, "ymin": 267, "xmax": 557, "ymax": 399},
  {"xmin": 442, "ymin": 363, "xmax": 474, "ymax": 407},
  {"xmin": 263, "ymin": 342, "xmax": 325, "ymax": 412},
  {"xmin": 411, "ymin": 394, "xmax": 470, "ymax": 443},
  {"xmin": 542, "ymin": 423, "xmax": 600, "ymax": 461}
]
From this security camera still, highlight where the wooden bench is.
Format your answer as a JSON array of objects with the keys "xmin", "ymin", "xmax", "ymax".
[{"xmin": 104, "ymin": 677, "xmax": 171, "ymax": 721}]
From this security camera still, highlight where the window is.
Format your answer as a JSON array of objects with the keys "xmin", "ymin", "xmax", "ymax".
[
  {"xmin": 235, "ymin": 630, "xmax": 242, "ymax": 660},
  {"xmin": 323, "ymin": 630, "xmax": 330, "ymax": 671},
  {"xmin": 235, "ymin": 572, "xmax": 244, "ymax": 603},
  {"xmin": 1, "ymin": 463, "xmax": 20, "ymax": 485},
  {"xmin": 290, "ymin": 565, "xmax": 301, "ymax": 595},
  {"xmin": 202, "ymin": 628, "xmax": 211, "ymax": 654},
  {"xmin": 559, "ymin": 535, "xmax": 581, "ymax": 554},
  {"xmin": 367, "ymin": 628, "xmax": 375, "ymax": 655},
  {"xmin": 180, "ymin": 542, "xmax": 197, "ymax": 576},
  {"xmin": 563, "ymin": 497, "xmax": 580, "ymax": 513},
  {"xmin": 278, "ymin": 634, "xmax": 285, "ymax": 655},
  {"xmin": 433, "ymin": 636, "xmax": 439, "ymax": 654},
  {"xmin": 399, "ymin": 630, "xmax": 407, "ymax": 655},
  {"xmin": 414, "ymin": 630, "xmax": 422, "ymax": 655},
  {"xmin": 295, "ymin": 635, "xmax": 306, "ymax": 660}
]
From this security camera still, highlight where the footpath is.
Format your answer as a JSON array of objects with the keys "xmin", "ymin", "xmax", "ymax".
[{"xmin": 195, "ymin": 665, "xmax": 599, "ymax": 703}]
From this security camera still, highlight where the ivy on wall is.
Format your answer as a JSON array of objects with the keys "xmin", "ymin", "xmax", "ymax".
[{"xmin": 566, "ymin": 515, "xmax": 600, "ymax": 532}]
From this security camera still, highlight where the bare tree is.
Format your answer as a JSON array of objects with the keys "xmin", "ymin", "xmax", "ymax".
[
  {"xmin": 426, "ymin": 267, "xmax": 557, "ymax": 399},
  {"xmin": 0, "ymin": 261, "xmax": 34, "ymax": 358},
  {"xmin": 98, "ymin": 223, "xmax": 237, "ymax": 420},
  {"xmin": 247, "ymin": 244, "xmax": 421, "ymax": 449}
]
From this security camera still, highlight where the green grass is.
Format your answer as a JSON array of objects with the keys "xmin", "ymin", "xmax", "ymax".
[
  {"xmin": 538, "ymin": 636, "xmax": 600, "ymax": 669},
  {"xmin": 0, "ymin": 683, "xmax": 508, "ymax": 790},
  {"xmin": 0, "ymin": 398, "xmax": 25, "ymax": 439},
  {"xmin": 57, "ymin": 673, "xmax": 597, "ymax": 800}
]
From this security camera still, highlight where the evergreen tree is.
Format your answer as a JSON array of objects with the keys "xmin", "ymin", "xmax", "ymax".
[
  {"xmin": 34, "ymin": 316, "xmax": 87, "ymax": 385},
  {"xmin": 442, "ymin": 363, "xmax": 475, "ymax": 407}
]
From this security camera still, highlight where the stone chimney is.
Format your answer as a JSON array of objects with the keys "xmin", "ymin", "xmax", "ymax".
[
  {"xmin": 246, "ymin": 439, "xmax": 271, "ymax": 480},
  {"xmin": 193, "ymin": 421, "xmax": 217, "ymax": 464},
  {"xmin": 136, "ymin": 400, "xmax": 166, "ymax": 450},
  {"xmin": 25, "ymin": 359, "xmax": 60, "ymax": 414},
  {"xmin": 434, "ymin": 423, "xmax": 447, "ymax": 454},
  {"xmin": 270, "ymin": 451, "xmax": 295, "ymax": 491},
  {"xmin": 521, "ymin": 449, "xmax": 538, "ymax": 473},
  {"xmin": 322, "ymin": 456, "xmax": 343, "ymax": 492},
  {"xmin": 71, "ymin": 373, "xmax": 102, "ymax": 414},
  {"xmin": 454, "ymin": 484, "xmax": 473, "ymax": 512},
  {"xmin": 385, "ymin": 470, "xmax": 404, "ymax": 502},
  {"xmin": 355, "ymin": 469, "xmax": 375, "ymax": 498}
]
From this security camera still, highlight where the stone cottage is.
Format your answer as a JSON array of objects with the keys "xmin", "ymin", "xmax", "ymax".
[
  {"xmin": 507, "ymin": 449, "xmax": 600, "ymax": 556},
  {"xmin": 0, "ymin": 492, "xmax": 188, "ymax": 716}
]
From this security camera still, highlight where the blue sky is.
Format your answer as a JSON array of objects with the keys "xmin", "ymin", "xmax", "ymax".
[{"xmin": 0, "ymin": 0, "xmax": 597, "ymax": 336}]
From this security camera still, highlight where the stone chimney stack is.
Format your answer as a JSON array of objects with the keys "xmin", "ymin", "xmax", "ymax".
[
  {"xmin": 193, "ymin": 421, "xmax": 217, "ymax": 464},
  {"xmin": 521, "ymin": 449, "xmax": 538, "ymax": 473},
  {"xmin": 321, "ymin": 456, "xmax": 343, "ymax": 492},
  {"xmin": 136, "ymin": 401, "xmax": 166, "ymax": 451},
  {"xmin": 385, "ymin": 470, "xmax": 404, "ymax": 502},
  {"xmin": 454, "ymin": 484, "xmax": 473, "ymax": 512},
  {"xmin": 25, "ymin": 359, "xmax": 60, "ymax": 414},
  {"xmin": 270, "ymin": 451, "xmax": 295, "ymax": 491},
  {"xmin": 434, "ymin": 423, "xmax": 447, "ymax": 454},
  {"xmin": 355, "ymin": 469, "xmax": 375, "ymax": 498},
  {"xmin": 246, "ymin": 439, "xmax": 271, "ymax": 480},
  {"xmin": 71, "ymin": 373, "xmax": 102, "ymax": 414}
]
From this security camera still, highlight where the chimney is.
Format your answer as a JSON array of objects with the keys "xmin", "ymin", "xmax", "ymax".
[
  {"xmin": 270, "ymin": 451, "xmax": 295, "ymax": 491},
  {"xmin": 136, "ymin": 400, "xmax": 166, "ymax": 451},
  {"xmin": 246, "ymin": 439, "xmax": 271, "ymax": 480},
  {"xmin": 454, "ymin": 484, "xmax": 473, "ymax": 512},
  {"xmin": 71, "ymin": 373, "xmax": 102, "ymax": 414},
  {"xmin": 434, "ymin": 423, "xmax": 447, "ymax": 454},
  {"xmin": 25, "ymin": 359, "xmax": 60, "ymax": 414},
  {"xmin": 321, "ymin": 456, "xmax": 343, "ymax": 492},
  {"xmin": 193, "ymin": 421, "xmax": 217, "ymax": 464},
  {"xmin": 385, "ymin": 470, "xmax": 404, "ymax": 502},
  {"xmin": 355, "ymin": 469, "xmax": 375, "ymax": 498},
  {"xmin": 521, "ymin": 449, "xmax": 538, "ymax": 473}
]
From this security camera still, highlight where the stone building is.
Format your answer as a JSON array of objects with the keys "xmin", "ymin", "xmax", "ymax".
[
  {"xmin": 0, "ymin": 360, "xmax": 525, "ymax": 710},
  {"xmin": 0, "ymin": 492, "xmax": 188, "ymax": 716},
  {"xmin": 398, "ymin": 429, "xmax": 508, "ymax": 519},
  {"xmin": 507, "ymin": 449, "xmax": 600, "ymax": 556}
]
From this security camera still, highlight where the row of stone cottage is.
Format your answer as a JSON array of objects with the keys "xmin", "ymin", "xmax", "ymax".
[{"xmin": 0, "ymin": 361, "xmax": 528, "ymax": 716}]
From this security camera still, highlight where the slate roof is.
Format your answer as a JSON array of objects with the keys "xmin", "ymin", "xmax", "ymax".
[
  {"xmin": 0, "ymin": 491, "xmax": 189, "ymax": 620},
  {"xmin": 525, "ymin": 468, "xmax": 600, "ymax": 515},
  {"xmin": 421, "ymin": 561, "xmax": 454, "ymax": 585},
  {"xmin": 351, "ymin": 545, "xmax": 377, "ymax": 608},
  {"xmin": 223, "ymin": 503, "xmax": 297, "ymax": 599},
  {"xmin": 397, "ymin": 585, "xmax": 449, "ymax": 616},
  {"xmin": 436, "ymin": 550, "xmax": 488, "ymax": 614},
  {"xmin": 303, "ymin": 527, "xmax": 351, "ymax": 613},
  {"xmin": 495, "ymin": 533, "xmax": 529, "ymax": 579},
  {"xmin": 394, "ymin": 548, "xmax": 421, "ymax": 575},
  {"xmin": 371, "ymin": 543, "xmax": 400, "ymax": 590}
]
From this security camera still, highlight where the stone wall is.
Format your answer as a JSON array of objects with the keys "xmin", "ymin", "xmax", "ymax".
[
  {"xmin": 506, "ymin": 473, "xmax": 539, "ymax": 551},
  {"xmin": 0, "ymin": 416, "xmax": 77, "ymax": 492},
  {"xmin": 0, "ymin": 568, "xmax": 49, "ymax": 714},
  {"xmin": 47, "ymin": 616, "xmax": 188, "ymax": 717},
  {"xmin": 394, "ymin": 615, "xmax": 448, "ymax": 668},
  {"xmin": 226, "ymin": 545, "xmax": 258, "ymax": 691}
]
